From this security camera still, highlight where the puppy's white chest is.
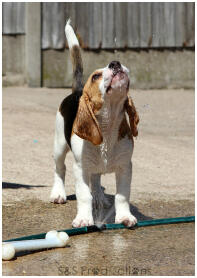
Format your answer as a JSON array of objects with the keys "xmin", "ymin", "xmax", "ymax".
[
  {"xmin": 94, "ymin": 137, "xmax": 132, "ymax": 173},
  {"xmin": 75, "ymin": 136, "xmax": 117, "ymax": 173}
]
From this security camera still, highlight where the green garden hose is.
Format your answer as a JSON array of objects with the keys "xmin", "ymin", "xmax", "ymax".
[{"xmin": 4, "ymin": 216, "xmax": 195, "ymax": 242}]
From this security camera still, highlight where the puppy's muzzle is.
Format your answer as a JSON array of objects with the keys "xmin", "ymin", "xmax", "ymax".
[
  {"xmin": 108, "ymin": 60, "xmax": 122, "ymax": 76},
  {"xmin": 106, "ymin": 60, "xmax": 129, "ymax": 93}
]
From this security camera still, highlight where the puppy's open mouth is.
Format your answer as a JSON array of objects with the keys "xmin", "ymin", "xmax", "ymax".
[{"xmin": 106, "ymin": 70, "xmax": 127, "ymax": 93}]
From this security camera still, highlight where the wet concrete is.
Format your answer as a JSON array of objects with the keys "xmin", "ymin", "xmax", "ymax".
[
  {"xmin": 2, "ymin": 198, "xmax": 195, "ymax": 276},
  {"xmin": 2, "ymin": 87, "xmax": 195, "ymax": 275}
]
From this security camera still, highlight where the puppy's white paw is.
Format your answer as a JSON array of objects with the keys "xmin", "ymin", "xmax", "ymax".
[
  {"xmin": 115, "ymin": 213, "xmax": 137, "ymax": 227},
  {"xmin": 50, "ymin": 186, "xmax": 67, "ymax": 204},
  {"xmin": 72, "ymin": 215, "xmax": 94, "ymax": 228}
]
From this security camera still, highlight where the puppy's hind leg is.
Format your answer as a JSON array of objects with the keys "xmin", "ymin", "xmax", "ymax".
[{"xmin": 50, "ymin": 111, "xmax": 69, "ymax": 204}]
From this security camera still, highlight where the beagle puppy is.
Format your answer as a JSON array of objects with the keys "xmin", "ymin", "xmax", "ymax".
[{"xmin": 50, "ymin": 20, "xmax": 139, "ymax": 228}]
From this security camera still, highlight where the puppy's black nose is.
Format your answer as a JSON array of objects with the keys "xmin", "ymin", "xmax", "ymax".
[{"xmin": 108, "ymin": 61, "xmax": 121, "ymax": 71}]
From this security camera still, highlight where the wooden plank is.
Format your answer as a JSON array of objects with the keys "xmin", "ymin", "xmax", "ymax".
[
  {"xmin": 140, "ymin": 3, "xmax": 152, "ymax": 47},
  {"xmin": 163, "ymin": 2, "xmax": 176, "ymax": 47},
  {"xmin": 185, "ymin": 2, "xmax": 195, "ymax": 46},
  {"xmin": 2, "ymin": 2, "xmax": 25, "ymax": 34},
  {"xmin": 127, "ymin": 3, "xmax": 140, "ymax": 47},
  {"xmin": 51, "ymin": 3, "xmax": 65, "ymax": 49},
  {"xmin": 151, "ymin": 3, "xmax": 165, "ymax": 47},
  {"xmin": 88, "ymin": 2, "xmax": 102, "ymax": 49},
  {"xmin": 25, "ymin": 3, "xmax": 41, "ymax": 87},
  {"xmin": 15, "ymin": 3, "xmax": 25, "ymax": 33},
  {"xmin": 2, "ymin": 3, "xmax": 14, "ymax": 34},
  {"xmin": 2, "ymin": 2, "xmax": 195, "ymax": 49},
  {"xmin": 42, "ymin": 3, "xmax": 52, "ymax": 49},
  {"xmin": 42, "ymin": 3, "xmax": 65, "ymax": 49},
  {"xmin": 174, "ymin": 2, "xmax": 186, "ymax": 47},
  {"xmin": 114, "ymin": 3, "xmax": 128, "ymax": 48},
  {"xmin": 102, "ymin": 2, "xmax": 115, "ymax": 48},
  {"xmin": 74, "ymin": 3, "xmax": 90, "ymax": 48}
]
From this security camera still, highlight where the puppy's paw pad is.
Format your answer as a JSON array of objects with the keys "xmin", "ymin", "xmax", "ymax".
[
  {"xmin": 72, "ymin": 217, "xmax": 94, "ymax": 228},
  {"xmin": 50, "ymin": 195, "xmax": 67, "ymax": 204},
  {"xmin": 115, "ymin": 214, "xmax": 137, "ymax": 227}
]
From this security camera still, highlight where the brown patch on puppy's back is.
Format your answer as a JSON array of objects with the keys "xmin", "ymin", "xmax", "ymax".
[{"xmin": 59, "ymin": 90, "xmax": 82, "ymax": 148}]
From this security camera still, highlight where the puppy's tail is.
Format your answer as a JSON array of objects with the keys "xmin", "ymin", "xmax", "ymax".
[{"xmin": 65, "ymin": 19, "xmax": 83, "ymax": 93}]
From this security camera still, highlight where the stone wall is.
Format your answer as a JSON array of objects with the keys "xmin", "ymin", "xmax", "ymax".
[
  {"xmin": 42, "ymin": 48, "xmax": 194, "ymax": 89},
  {"xmin": 2, "ymin": 35, "xmax": 195, "ymax": 89}
]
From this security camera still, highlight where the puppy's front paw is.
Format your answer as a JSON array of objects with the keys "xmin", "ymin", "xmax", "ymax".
[
  {"xmin": 72, "ymin": 215, "xmax": 94, "ymax": 228},
  {"xmin": 50, "ymin": 186, "xmax": 67, "ymax": 204},
  {"xmin": 115, "ymin": 213, "xmax": 137, "ymax": 227}
]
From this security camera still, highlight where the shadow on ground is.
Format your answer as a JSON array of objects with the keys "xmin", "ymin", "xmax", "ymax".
[
  {"xmin": 2, "ymin": 182, "xmax": 152, "ymax": 222},
  {"xmin": 2, "ymin": 182, "xmax": 46, "ymax": 189},
  {"xmin": 92, "ymin": 191, "xmax": 153, "ymax": 224}
]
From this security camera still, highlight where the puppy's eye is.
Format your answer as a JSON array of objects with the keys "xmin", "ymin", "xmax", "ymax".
[{"xmin": 92, "ymin": 73, "xmax": 102, "ymax": 82}]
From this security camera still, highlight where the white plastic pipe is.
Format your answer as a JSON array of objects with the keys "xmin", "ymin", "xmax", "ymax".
[{"xmin": 2, "ymin": 230, "xmax": 69, "ymax": 260}]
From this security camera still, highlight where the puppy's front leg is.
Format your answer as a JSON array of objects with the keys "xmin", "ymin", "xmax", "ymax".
[
  {"xmin": 72, "ymin": 163, "xmax": 94, "ymax": 227},
  {"xmin": 115, "ymin": 162, "xmax": 137, "ymax": 227}
]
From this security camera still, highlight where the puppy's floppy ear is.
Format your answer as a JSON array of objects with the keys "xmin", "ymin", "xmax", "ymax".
[
  {"xmin": 73, "ymin": 93, "xmax": 103, "ymax": 145},
  {"xmin": 125, "ymin": 96, "xmax": 139, "ymax": 137}
]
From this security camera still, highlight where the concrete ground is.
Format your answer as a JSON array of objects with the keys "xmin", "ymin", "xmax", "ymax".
[{"xmin": 2, "ymin": 87, "xmax": 195, "ymax": 275}]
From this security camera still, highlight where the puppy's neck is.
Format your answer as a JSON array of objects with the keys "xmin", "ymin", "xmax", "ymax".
[{"xmin": 97, "ymin": 96, "xmax": 126, "ymax": 137}]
